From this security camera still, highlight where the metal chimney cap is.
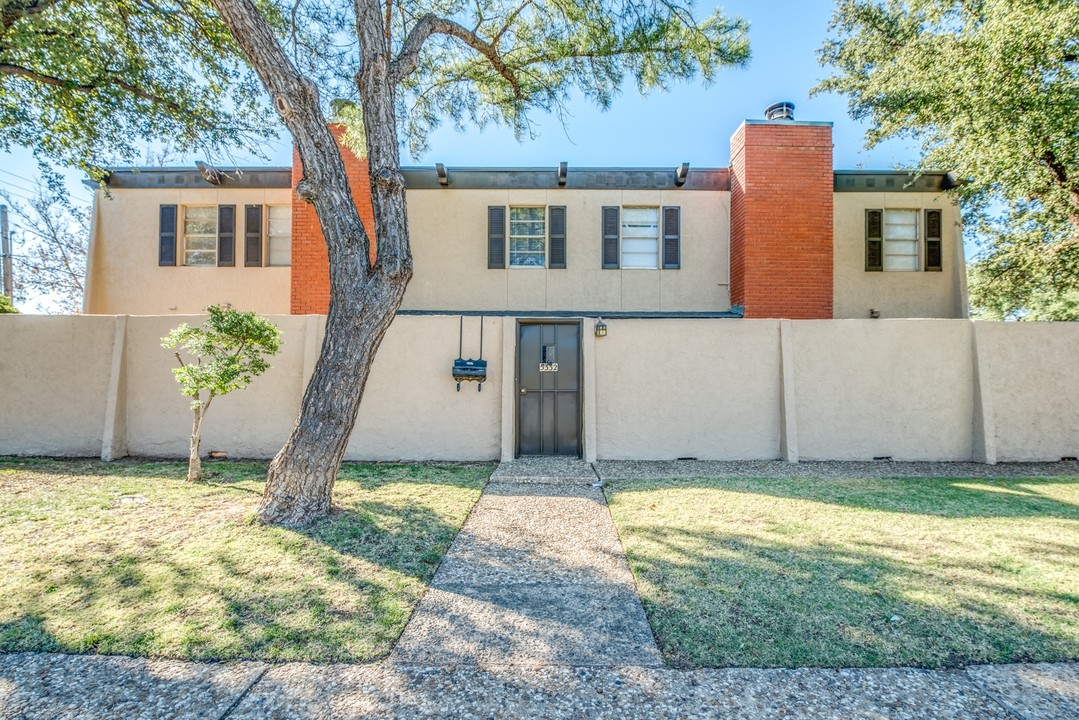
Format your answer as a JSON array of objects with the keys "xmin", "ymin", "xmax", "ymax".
[{"xmin": 764, "ymin": 101, "xmax": 795, "ymax": 121}]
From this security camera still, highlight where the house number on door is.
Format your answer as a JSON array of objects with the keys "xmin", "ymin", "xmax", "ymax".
[{"xmin": 540, "ymin": 344, "xmax": 558, "ymax": 372}]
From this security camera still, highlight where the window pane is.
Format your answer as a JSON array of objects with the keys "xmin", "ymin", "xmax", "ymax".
[
  {"xmin": 184, "ymin": 206, "xmax": 216, "ymax": 235},
  {"xmin": 267, "ymin": 205, "xmax": 292, "ymax": 266},
  {"xmin": 883, "ymin": 209, "xmax": 918, "ymax": 271},
  {"xmin": 509, "ymin": 206, "xmax": 545, "ymax": 267},
  {"xmin": 185, "ymin": 235, "xmax": 216, "ymax": 250},
  {"xmin": 184, "ymin": 250, "xmax": 216, "ymax": 266},
  {"xmin": 621, "ymin": 207, "xmax": 658, "ymax": 268}
]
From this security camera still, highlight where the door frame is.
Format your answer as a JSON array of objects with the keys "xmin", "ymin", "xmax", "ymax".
[{"xmin": 514, "ymin": 319, "xmax": 584, "ymax": 458}]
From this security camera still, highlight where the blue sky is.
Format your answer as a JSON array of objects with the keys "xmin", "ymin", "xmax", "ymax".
[{"xmin": 0, "ymin": 0, "xmax": 923, "ymax": 209}]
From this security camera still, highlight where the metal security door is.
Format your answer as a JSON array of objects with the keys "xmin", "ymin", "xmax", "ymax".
[{"xmin": 517, "ymin": 322, "xmax": 581, "ymax": 456}]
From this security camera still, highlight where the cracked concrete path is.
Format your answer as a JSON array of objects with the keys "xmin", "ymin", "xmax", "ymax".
[{"xmin": 390, "ymin": 476, "xmax": 662, "ymax": 667}]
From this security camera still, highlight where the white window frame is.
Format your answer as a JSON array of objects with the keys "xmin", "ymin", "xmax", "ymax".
[
  {"xmin": 508, "ymin": 206, "xmax": 546, "ymax": 268},
  {"xmin": 182, "ymin": 205, "xmax": 217, "ymax": 267},
  {"xmin": 621, "ymin": 206, "xmax": 660, "ymax": 269},
  {"xmin": 266, "ymin": 204, "xmax": 292, "ymax": 267},
  {"xmin": 883, "ymin": 208, "xmax": 920, "ymax": 272}
]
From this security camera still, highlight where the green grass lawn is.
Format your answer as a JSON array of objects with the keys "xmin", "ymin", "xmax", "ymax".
[
  {"xmin": 607, "ymin": 475, "xmax": 1079, "ymax": 669},
  {"xmin": 0, "ymin": 458, "xmax": 488, "ymax": 662}
]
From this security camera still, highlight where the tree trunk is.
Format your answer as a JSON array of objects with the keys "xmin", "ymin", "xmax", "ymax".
[
  {"xmin": 210, "ymin": 0, "xmax": 412, "ymax": 526},
  {"xmin": 188, "ymin": 404, "xmax": 204, "ymax": 482}
]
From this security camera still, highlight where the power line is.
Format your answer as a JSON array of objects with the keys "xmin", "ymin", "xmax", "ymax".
[{"xmin": 0, "ymin": 167, "xmax": 37, "ymax": 185}]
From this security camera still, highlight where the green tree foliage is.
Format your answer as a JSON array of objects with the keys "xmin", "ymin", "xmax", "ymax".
[
  {"xmin": 0, "ymin": 0, "xmax": 273, "ymax": 174},
  {"xmin": 161, "ymin": 306, "xmax": 281, "ymax": 482},
  {"xmin": 817, "ymin": 0, "xmax": 1079, "ymax": 319},
  {"xmin": 203, "ymin": 0, "xmax": 751, "ymax": 525},
  {"xmin": 0, "ymin": 294, "xmax": 17, "ymax": 313}
]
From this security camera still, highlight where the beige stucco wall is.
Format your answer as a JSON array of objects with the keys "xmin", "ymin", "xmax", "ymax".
[
  {"xmin": 346, "ymin": 315, "xmax": 502, "ymax": 460},
  {"xmin": 0, "ymin": 315, "xmax": 116, "ymax": 455},
  {"xmin": 792, "ymin": 319, "xmax": 974, "ymax": 461},
  {"xmin": 975, "ymin": 321, "xmax": 1079, "ymax": 461},
  {"xmin": 593, "ymin": 319, "xmax": 781, "ymax": 459},
  {"xmin": 85, "ymin": 187, "xmax": 293, "ymax": 316},
  {"xmin": 401, "ymin": 189, "xmax": 731, "ymax": 313},
  {"xmin": 833, "ymin": 193, "xmax": 966, "ymax": 320},
  {"xmin": 6, "ymin": 314, "xmax": 1079, "ymax": 464}
]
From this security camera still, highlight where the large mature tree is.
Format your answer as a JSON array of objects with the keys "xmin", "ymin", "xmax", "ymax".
[
  {"xmin": 204, "ymin": 0, "xmax": 750, "ymax": 525},
  {"xmin": 0, "ymin": 0, "xmax": 270, "ymax": 172},
  {"xmin": 816, "ymin": 0, "xmax": 1079, "ymax": 319}
]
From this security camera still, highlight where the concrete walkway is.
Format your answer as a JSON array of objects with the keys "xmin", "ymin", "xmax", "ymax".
[{"xmin": 3, "ymin": 458, "xmax": 1079, "ymax": 719}]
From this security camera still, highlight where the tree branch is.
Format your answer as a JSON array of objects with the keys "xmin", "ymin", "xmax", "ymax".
[
  {"xmin": 0, "ymin": 63, "xmax": 183, "ymax": 112},
  {"xmin": 0, "ymin": 0, "xmax": 62, "ymax": 29},
  {"xmin": 388, "ymin": 13, "xmax": 520, "ymax": 96}
]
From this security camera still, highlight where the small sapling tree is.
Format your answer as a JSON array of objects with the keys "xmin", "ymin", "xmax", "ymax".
[{"xmin": 162, "ymin": 305, "xmax": 281, "ymax": 481}]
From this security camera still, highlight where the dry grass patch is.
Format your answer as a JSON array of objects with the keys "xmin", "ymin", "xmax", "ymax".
[
  {"xmin": 606, "ymin": 475, "xmax": 1079, "ymax": 669},
  {"xmin": 0, "ymin": 458, "xmax": 488, "ymax": 662}
]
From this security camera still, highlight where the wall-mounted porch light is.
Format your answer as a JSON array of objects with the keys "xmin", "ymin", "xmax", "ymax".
[{"xmin": 594, "ymin": 318, "xmax": 607, "ymax": 337}]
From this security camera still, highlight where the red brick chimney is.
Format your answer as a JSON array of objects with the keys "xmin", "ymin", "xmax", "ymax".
[
  {"xmin": 729, "ymin": 105, "xmax": 834, "ymax": 319},
  {"xmin": 290, "ymin": 125, "xmax": 377, "ymax": 314}
]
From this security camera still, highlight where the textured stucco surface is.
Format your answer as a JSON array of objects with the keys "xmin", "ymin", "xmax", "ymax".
[
  {"xmin": 593, "ymin": 319, "xmax": 782, "ymax": 460},
  {"xmin": 975, "ymin": 321, "xmax": 1079, "ymax": 462},
  {"xmin": 85, "ymin": 187, "xmax": 293, "ymax": 316},
  {"xmin": 832, "ymin": 192, "xmax": 965, "ymax": 320},
  {"xmin": 792, "ymin": 319, "xmax": 974, "ymax": 461}
]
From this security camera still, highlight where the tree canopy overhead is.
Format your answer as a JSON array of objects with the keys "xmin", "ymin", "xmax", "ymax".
[
  {"xmin": 816, "ymin": 0, "xmax": 1079, "ymax": 319},
  {"xmin": 0, "ymin": 0, "xmax": 272, "ymax": 174}
]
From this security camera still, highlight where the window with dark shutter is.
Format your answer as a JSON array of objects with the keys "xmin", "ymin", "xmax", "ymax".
[
  {"xmin": 488, "ymin": 206, "xmax": 506, "ymax": 269},
  {"xmin": 865, "ymin": 209, "xmax": 883, "ymax": 272},
  {"xmin": 662, "ymin": 206, "xmax": 681, "ymax": 269},
  {"xmin": 217, "ymin": 205, "xmax": 236, "ymax": 267},
  {"xmin": 244, "ymin": 205, "xmax": 263, "ymax": 267},
  {"xmin": 601, "ymin": 206, "xmax": 620, "ymax": 269},
  {"xmin": 158, "ymin": 204, "xmax": 177, "ymax": 266},
  {"xmin": 549, "ymin": 206, "xmax": 567, "ymax": 269},
  {"xmin": 925, "ymin": 209, "xmax": 942, "ymax": 272}
]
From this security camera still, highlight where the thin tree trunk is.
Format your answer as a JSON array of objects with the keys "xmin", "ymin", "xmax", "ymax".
[
  {"xmin": 188, "ymin": 404, "xmax": 204, "ymax": 482},
  {"xmin": 211, "ymin": 0, "xmax": 412, "ymax": 526}
]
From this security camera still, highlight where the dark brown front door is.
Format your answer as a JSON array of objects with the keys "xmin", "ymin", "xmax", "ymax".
[{"xmin": 517, "ymin": 322, "xmax": 581, "ymax": 456}]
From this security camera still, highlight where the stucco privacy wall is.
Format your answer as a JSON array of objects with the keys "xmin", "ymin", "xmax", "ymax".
[
  {"xmin": 3, "ymin": 316, "xmax": 1079, "ymax": 463},
  {"xmin": 593, "ymin": 319, "xmax": 782, "ymax": 459},
  {"xmin": 790, "ymin": 320, "xmax": 975, "ymax": 461},
  {"xmin": 0, "ymin": 315, "xmax": 116, "ymax": 455},
  {"xmin": 974, "ymin": 321, "xmax": 1079, "ymax": 462}
]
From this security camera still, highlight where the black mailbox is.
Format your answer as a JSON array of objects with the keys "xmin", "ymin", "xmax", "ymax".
[
  {"xmin": 452, "ymin": 357, "xmax": 487, "ymax": 390},
  {"xmin": 453, "ymin": 316, "xmax": 487, "ymax": 391}
]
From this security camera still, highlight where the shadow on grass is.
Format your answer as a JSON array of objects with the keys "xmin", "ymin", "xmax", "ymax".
[
  {"xmin": 611, "ymin": 475, "xmax": 1079, "ymax": 520},
  {"xmin": 609, "ymin": 477, "xmax": 1079, "ymax": 669},
  {"xmin": 0, "ymin": 460, "xmax": 489, "ymax": 662}
]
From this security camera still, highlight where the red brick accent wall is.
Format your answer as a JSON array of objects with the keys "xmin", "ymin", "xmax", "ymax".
[
  {"xmin": 290, "ymin": 125, "xmax": 377, "ymax": 314},
  {"xmin": 729, "ymin": 122, "xmax": 834, "ymax": 319}
]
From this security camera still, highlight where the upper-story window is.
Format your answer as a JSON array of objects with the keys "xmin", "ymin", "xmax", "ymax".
[
  {"xmin": 487, "ymin": 206, "xmax": 566, "ymax": 269},
  {"xmin": 183, "ymin": 206, "xmax": 218, "ymax": 266},
  {"xmin": 866, "ymin": 208, "xmax": 942, "ymax": 272},
  {"xmin": 621, "ymin": 207, "xmax": 660, "ymax": 269},
  {"xmin": 601, "ymin": 206, "xmax": 680, "ymax": 270},
  {"xmin": 509, "ymin": 207, "xmax": 546, "ymax": 267},
  {"xmin": 267, "ymin": 205, "xmax": 292, "ymax": 266}
]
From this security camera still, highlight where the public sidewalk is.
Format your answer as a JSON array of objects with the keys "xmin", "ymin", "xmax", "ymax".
[{"xmin": 2, "ymin": 459, "xmax": 1077, "ymax": 719}]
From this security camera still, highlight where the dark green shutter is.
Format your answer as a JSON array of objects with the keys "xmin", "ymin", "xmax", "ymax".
[
  {"xmin": 244, "ymin": 205, "xmax": 263, "ymax": 267},
  {"xmin": 217, "ymin": 205, "xmax": 235, "ymax": 267},
  {"xmin": 158, "ymin": 205, "xmax": 177, "ymax": 266},
  {"xmin": 549, "ymin": 206, "xmax": 567, "ymax": 269},
  {"xmin": 925, "ymin": 209, "xmax": 942, "ymax": 272},
  {"xmin": 602, "ymin": 206, "xmax": 620, "ymax": 269},
  {"xmin": 865, "ymin": 209, "xmax": 883, "ymax": 272},
  {"xmin": 662, "ymin": 206, "xmax": 681, "ymax": 269},
  {"xmin": 488, "ymin": 206, "xmax": 506, "ymax": 269}
]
